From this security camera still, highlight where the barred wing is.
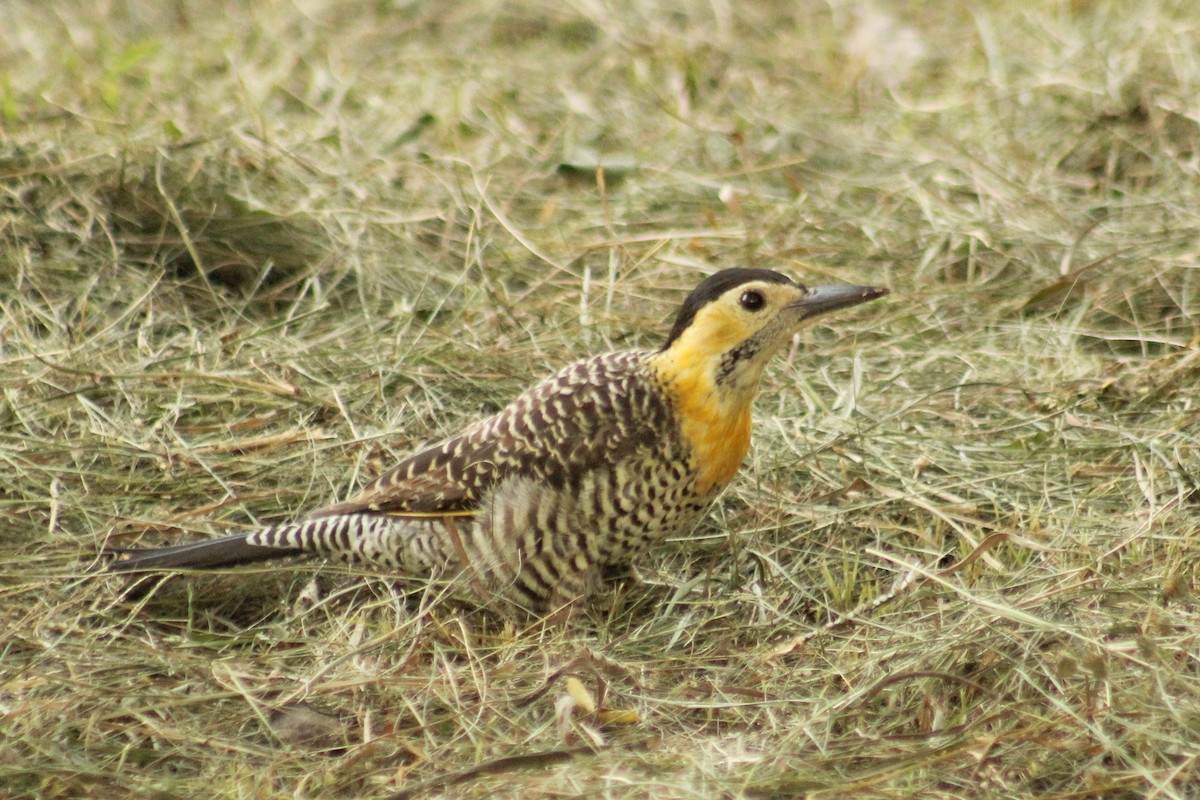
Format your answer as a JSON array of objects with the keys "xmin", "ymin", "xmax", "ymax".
[{"xmin": 309, "ymin": 351, "xmax": 674, "ymax": 518}]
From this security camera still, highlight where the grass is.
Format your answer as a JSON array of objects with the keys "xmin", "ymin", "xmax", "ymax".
[{"xmin": 3, "ymin": 0, "xmax": 1200, "ymax": 797}]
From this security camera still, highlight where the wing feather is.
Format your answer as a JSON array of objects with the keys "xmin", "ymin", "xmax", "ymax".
[{"xmin": 308, "ymin": 351, "xmax": 673, "ymax": 520}]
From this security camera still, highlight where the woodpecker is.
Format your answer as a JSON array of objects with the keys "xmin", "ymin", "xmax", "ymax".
[{"xmin": 109, "ymin": 269, "xmax": 887, "ymax": 616}]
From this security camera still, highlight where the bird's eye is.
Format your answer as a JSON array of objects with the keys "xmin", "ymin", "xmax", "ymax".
[{"xmin": 739, "ymin": 290, "xmax": 765, "ymax": 312}]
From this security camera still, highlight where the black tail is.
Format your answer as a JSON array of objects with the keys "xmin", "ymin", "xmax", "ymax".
[{"xmin": 106, "ymin": 534, "xmax": 302, "ymax": 572}]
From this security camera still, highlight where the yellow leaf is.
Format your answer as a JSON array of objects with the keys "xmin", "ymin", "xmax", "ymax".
[
  {"xmin": 597, "ymin": 709, "xmax": 640, "ymax": 725},
  {"xmin": 565, "ymin": 677, "xmax": 596, "ymax": 714}
]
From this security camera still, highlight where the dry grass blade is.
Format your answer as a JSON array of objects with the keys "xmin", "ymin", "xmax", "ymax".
[{"xmin": 384, "ymin": 746, "xmax": 595, "ymax": 800}]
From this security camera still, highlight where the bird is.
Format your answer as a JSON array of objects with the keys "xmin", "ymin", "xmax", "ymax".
[{"xmin": 108, "ymin": 269, "xmax": 888, "ymax": 617}]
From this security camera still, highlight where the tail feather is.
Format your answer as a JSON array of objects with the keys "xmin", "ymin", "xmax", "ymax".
[
  {"xmin": 107, "ymin": 534, "xmax": 302, "ymax": 572},
  {"xmin": 107, "ymin": 514, "xmax": 424, "ymax": 574}
]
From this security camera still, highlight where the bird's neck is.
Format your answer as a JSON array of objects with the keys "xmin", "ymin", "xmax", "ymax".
[{"xmin": 647, "ymin": 346, "xmax": 756, "ymax": 495}]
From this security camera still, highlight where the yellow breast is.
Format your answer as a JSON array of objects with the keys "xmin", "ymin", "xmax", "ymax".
[
  {"xmin": 679, "ymin": 390, "xmax": 752, "ymax": 495},
  {"xmin": 648, "ymin": 347, "xmax": 754, "ymax": 496}
]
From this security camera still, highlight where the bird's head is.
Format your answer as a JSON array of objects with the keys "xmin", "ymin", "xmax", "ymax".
[{"xmin": 655, "ymin": 268, "xmax": 888, "ymax": 400}]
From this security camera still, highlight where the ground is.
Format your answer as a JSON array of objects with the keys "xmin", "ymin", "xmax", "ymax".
[{"xmin": 2, "ymin": 1, "xmax": 1199, "ymax": 798}]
